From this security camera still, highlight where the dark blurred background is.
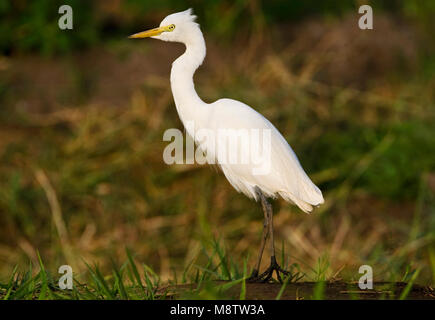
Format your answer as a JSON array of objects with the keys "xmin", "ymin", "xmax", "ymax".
[{"xmin": 0, "ymin": 0, "xmax": 434, "ymax": 284}]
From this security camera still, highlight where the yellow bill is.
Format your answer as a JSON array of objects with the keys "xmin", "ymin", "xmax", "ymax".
[
  {"xmin": 129, "ymin": 25, "xmax": 174, "ymax": 39},
  {"xmin": 128, "ymin": 27, "xmax": 165, "ymax": 38}
]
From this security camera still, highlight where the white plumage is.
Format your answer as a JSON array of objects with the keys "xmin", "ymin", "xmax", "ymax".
[
  {"xmin": 207, "ymin": 98, "xmax": 323, "ymax": 212},
  {"xmin": 143, "ymin": 9, "xmax": 323, "ymax": 213},
  {"xmin": 130, "ymin": 8, "xmax": 324, "ymax": 281}
]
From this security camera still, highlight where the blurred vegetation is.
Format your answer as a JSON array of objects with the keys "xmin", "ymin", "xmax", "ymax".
[
  {"xmin": 1, "ymin": 0, "xmax": 434, "ymax": 55},
  {"xmin": 0, "ymin": 0, "xmax": 434, "ymax": 297}
]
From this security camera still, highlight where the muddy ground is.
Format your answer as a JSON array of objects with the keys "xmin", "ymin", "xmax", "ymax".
[{"xmin": 160, "ymin": 281, "xmax": 435, "ymax": 300}]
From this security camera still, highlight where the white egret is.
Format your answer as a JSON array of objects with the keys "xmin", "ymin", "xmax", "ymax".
[{"xmin": 129, "ymin": 9, "xmax": 324, "ymax": 282}]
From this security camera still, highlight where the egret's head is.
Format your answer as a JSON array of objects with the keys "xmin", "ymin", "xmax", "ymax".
[{"xmin": 129, "ymin": 8, "xmax": 199, "ymax": 44}]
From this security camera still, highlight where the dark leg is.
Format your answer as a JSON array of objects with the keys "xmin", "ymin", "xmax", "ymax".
[
  {"xmin": 248, "ymin": 187, "xmax": 270, "ymax": 279},
  {"xmin": 250, "ymin": 188, "xmax": 293, "ymax": 283}
]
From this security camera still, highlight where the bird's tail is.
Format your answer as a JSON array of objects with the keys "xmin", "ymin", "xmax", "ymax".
[{"xmin": 279, "ymin": 187, "xmax": 324, "ymax": 213}]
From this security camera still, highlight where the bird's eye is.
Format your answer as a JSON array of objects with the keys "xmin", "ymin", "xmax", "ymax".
[{"xmin": 168, "ymin": 24, "xmax": 175, "ymax": 31}]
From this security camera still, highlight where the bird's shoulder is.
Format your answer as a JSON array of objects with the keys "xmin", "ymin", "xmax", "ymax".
[
  {"xmin": 208, "ymin": 98, "xmax": 273, "ymax": 128},
  {"xmin": 211, "ymin": 98, "xmax": 255, "ymax": 112}
]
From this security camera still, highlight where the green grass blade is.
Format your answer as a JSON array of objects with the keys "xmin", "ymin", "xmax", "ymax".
[
  {"xmin": 126, "ymin": 248, "xmax": 144, "ymax": 290},
  {"xmin": 399, "ymin": 268, "xmax": 421, "ymax": 300},
  {"xmin": 312, "ymin": 281, "xmax": 326, "ymax": 300},
  {"xmin": 275, "ymin": 275, "xmax": 291, "ymax": 300},
  {"xmin": 239, "ymin": 258, "xmax": 247, "ymax": 300}
]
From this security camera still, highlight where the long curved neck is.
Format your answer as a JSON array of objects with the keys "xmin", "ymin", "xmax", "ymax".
[{"xmin": 170, "ymin": 28, "xmax": 207, "ymax": 130}]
